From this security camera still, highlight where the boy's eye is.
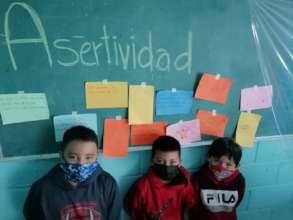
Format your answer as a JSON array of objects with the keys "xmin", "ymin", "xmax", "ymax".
[
  {"xmin": 213, "ymin": 158, "xmax": 220, "ymax": 163},
  {"xmin": 170, "ymin": 161, "xmax": 178, "ymax": 166},
  {"xmin": 156, "ymin": 159, "xmax": 164, "ymax": 164},
  {"xmin": 226, "ymin": 163, "xmax": 235, "ymax": 168}
]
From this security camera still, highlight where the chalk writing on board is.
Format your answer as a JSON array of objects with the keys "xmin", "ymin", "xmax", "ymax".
[
  {"xmin": 4, "ymin": 2, "xmax": 193, "ymax": 74},
  {"xmin": 4, "ymin": 2, "xmax": 52, "ymax": 70}
]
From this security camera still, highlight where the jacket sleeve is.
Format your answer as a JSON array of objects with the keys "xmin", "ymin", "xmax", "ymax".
[
  {"xmin": 236, "ymin": 174, "xmax": 246, "ymax": 207},
  {"xmin": 188, "ymin": 175, "xmax": 201, "ymax": 219},
  {"xmin": 23, "ymin": 181, "xmax": 44, "ymax": 220},
  {"xmin": 123, "ymin": 181, "xmax": 144, "ymax": 220},
  {"xmin": 182, "ymin": 180, "xmax": 198, "ymax": 219},
  {"xmin": 105, "ymin": 176, "xmax": 122, "ymax": 220}
]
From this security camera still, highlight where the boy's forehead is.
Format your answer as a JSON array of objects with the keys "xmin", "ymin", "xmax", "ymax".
[
  {"xmin": 210, "ymin": 155, "xmax": 235, "ymax": 163},
  {"xmin": 64, "ymin": 140, "xmax": 98, "ymax": 153},
  {"xmin": 154, "ymin": 150, "xmax": 180, "ymax": 159}
]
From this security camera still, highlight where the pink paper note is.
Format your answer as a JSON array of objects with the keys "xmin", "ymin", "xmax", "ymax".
[
  {"xmin": 241, "ymin": 85, "xmax": 273, "ymax": 111},
  {"xmin": 166, "ymin": 119, "xmax": 201, "ymax": 145}
]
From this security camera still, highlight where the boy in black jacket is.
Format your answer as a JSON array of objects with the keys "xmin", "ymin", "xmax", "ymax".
[
  {"xmin": 23, "ymin": 126, "xmax": 121, "ymax": 220},
  {"xmin": 191, "ymin": 137, "xmax": 245, "ymax": 220}
]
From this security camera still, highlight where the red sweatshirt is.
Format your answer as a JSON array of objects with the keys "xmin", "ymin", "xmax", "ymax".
[
  {"xmin": 191, "ymin": 164, "xmax": 245, "ymax": 220},
  {"xmin": 124, "ymin": 166, "xmax": 197, "ymax": 220}
]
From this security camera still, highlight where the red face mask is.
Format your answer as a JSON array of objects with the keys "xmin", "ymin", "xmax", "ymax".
[{"xmin": 210, "ymin": 164, "xmax": 237, "ymax": 180}]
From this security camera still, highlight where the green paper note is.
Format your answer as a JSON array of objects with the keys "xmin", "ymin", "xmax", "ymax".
[{"xmin": 0, "ymin": 93, "xmax": 49, "ymax": 125}]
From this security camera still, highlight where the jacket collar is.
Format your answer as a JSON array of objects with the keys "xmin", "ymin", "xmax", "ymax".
[{"xmin": 147, "ymin": 165, "xmax": 191, "ymax": 188}]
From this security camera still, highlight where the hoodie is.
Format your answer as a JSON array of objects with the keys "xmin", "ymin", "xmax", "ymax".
[
  {"xmin": 191, "ymin": 164, "xmax": 245, "ymax": 220},
  {"xmin": 124, "ymin": 166, "xmax": 196, "ymax": 220},
  {"xmin": 23, "ymin": 164, "xmax": 121, "ymax": 220}
]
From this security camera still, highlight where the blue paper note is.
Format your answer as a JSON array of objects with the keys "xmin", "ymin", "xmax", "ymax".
[
  {"xmin": 156, "ymin": 90, "xmax": 193, "ymax": 115},
  {"xmin": 53, "ymin": 113, "xmax": 98, "ymax": 142}
]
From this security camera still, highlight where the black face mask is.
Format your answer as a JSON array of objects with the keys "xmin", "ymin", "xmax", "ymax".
[{"xmin": 153, "ymin": 163, "xmax": 179, "ymax": 181}]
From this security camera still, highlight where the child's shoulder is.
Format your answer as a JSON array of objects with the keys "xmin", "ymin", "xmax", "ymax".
[
  {"xmin": 136, "ymin": 172, "xmax": 151, "ymax": 185},
  {"xmin": 97, "ymin": 170, "xmax": 118, "ymax": 184},
  {"xmin": 236, "ymin": 171, "xmax": 246, "ymax": 183},
  {"xmin": 28, "ymin": 168, "xmax": 55, "ymax": 193},
  {"xmin": 129, "ymin": 170, "xmax": 153, "ymax": 191}
]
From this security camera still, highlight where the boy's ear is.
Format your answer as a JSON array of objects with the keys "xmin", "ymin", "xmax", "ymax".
[
  {"xmin": 207, "ymin": 157, "xmax": 212, "ymax": 163},
  {"xmin": 59, "ymin": 151, "xmax": 64, "ymax": 160}
]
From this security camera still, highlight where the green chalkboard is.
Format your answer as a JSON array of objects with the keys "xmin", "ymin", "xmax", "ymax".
[{"xmin": 0, "ymin": 0, "xmax": 281, "ymax": 157}]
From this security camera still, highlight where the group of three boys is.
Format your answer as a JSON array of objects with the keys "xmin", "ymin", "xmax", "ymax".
[{"xmin": 23, "ymin": 125, "xmax": 245, "ymax": 220}]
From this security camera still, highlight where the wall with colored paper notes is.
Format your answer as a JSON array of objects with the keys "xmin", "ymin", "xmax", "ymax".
[{"xmin": 0, "ymin": 0, "xmax": 285, "ymax": 157}]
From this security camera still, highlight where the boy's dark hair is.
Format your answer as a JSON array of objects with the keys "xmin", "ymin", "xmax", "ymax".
[
  {"xmin": 152, "ymin": 136, "xmax": 181, "ymax": 158},
  {"xmin": 62, "ymin": 126, "xmax": 98, "ymax": 151},
  {"xmin": 208, "ymin": 137, "xmax": 242, "ymax": 166}
]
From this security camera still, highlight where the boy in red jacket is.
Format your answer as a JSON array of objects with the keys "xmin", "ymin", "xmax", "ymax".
[
  {"xmin": 191, "ymin": 137, "xmax": 245, "ymax": 220},
  {"xmin": 124, "ymin": 135, "xmax": 196, "ymax": 220}
]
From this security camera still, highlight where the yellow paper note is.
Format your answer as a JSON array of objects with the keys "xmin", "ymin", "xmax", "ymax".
[
  {"xmin": 236, "ymin": 112, "xmax": 261, "ymax": 147},
  {"xmin": 85, "ymin": 81, "xmax": 128, "ymax": 108},
  {"xmin": 129, "ymin": 85, "xmax": 154, "ymax": 125}
]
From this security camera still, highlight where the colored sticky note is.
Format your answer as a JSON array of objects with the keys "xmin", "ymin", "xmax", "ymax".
[
  {"xmin": 103, "ymin": 119, "xmax": 129, "ymax": 157},
  {"xmin": 166, "ymin": 119, "xmax": 201, "ymax": 145},
  {"xmin": 196, "ymin": 110, "xmax": 229, "ymax": 137},
  {"xmin": 85, "ymin": 81, "xmax": 128, "ymax": 108},
  {"xmin": 236, "ymin": 112, "xmax": 261, "ymax": 147},
  {"xmin": 195, "ymin": 73, "xmax": 232, "ymax": 104},
  {"xmin": 156, "ymin": 90, "xmax": 193, "ymax": 115},
  {"xmin": 131, "ymin": 121, "xmax": 168, "ymax": 145},
  {"xmin": 53, "ymin": 114, "xmax": 98, "ymax": 142},
  {"xmin": 0, "ymin": 93, "xmax": 49, "ymax": 125},
  {"xmin": 240, "ymin": 85, "xmax": 273, "ymax": 111},
  {"xmin": 129, "ymin": 85, "xmax": 154, "ymax": 125}
]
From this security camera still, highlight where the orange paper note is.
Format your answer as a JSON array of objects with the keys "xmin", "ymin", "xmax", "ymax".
[
  {"xmin": 131, "ymin": 121, "xmax": 168, "ymax": 145},
  {"xmin": 103, "ymin": 119, "xmax": 129, "ymax": 157},
  {"xmin": 195, "ymin": 73, "xmax": 232, "ymax": 104},
  {"xmin": 196, "ymin": 109, "xmax": 229, "ymax": 137}
]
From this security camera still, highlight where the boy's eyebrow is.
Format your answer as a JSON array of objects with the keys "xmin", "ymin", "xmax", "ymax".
[
  {"xmin": 67, "ymin": 153, "xmax": 97, "ymax": 156},
  {"xmin": 66, "ymin": 152, "xmax": 78, "ymax": 155},
  {"xmin": 155, "ymin": 158, "xmax": 166, "ymax": 161}
]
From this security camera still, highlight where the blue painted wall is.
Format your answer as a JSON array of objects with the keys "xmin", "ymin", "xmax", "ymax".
[{"xmin": 1, "ymin": 136, "xmax": 293, "ymax": 220}]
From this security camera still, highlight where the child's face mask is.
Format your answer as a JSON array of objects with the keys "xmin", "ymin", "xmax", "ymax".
[
  {"xmin": 210, "ymin": 164, "xmax": 236, "ymax": 180},
  {"xmin": 208, "ymin": 156, "xmax": 238, "ymax": 181},
  {"xmin": 60, "ymin": 140, "xmax": 99, "ymax": 183},
  {"xmin": 59, "ymin": 159, "xmax": 99, "ymax": 183},
  {"xmin": 153, "ymin": 163, "xmax": 179, "ymax": 181},
  {"xmin": 152, "ymin": 150, "xmax": 181, "ymax": 181}
]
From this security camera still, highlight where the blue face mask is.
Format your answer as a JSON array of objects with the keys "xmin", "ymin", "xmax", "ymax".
[{"xmin": 59, "ymin": 159, "xmax": 99, "ymax": 183}]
